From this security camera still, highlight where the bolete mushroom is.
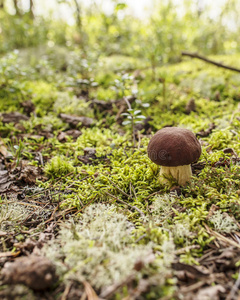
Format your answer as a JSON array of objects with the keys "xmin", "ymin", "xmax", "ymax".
[{"xmin": 147, "ymin": 127, "xmax": 201, "ymax": 186}]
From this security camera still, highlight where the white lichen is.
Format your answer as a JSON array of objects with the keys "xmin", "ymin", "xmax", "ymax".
[
  {"xmin": 144, "ymin": 194, "xmax": 176, "ymax": 226},
  {"xmin": 144, "ymin": 195, "xmax": 192, "ymax": 244},
  {"xmin": 43, "ymin": 204, "xmax": 174, "ymax": 290},
  {"xmin": 0, "ymin": 196, "xmax": 43, "ymax": 231},
  {"xmin": 172, "ymin": 220, "xmax": 192, "ymax": 241},
  {"xmin": 209, "ymin": 210, "xmax": 238, "ymax": 233}
]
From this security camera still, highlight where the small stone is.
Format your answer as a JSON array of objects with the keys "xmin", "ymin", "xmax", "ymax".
[{"xmin": 1, "ymin": 255, "xmax": 57, "ymax": 290}]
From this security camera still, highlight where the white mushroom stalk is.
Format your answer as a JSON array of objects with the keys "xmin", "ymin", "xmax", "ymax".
[{"xmin": 159, "ymin": 165, "xmax": 192, "ymax": 186}]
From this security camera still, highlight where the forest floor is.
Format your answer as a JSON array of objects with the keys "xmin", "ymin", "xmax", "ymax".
[{"xmin": 1, "ymin": 47, "xmax": 240, "ymax": 299}]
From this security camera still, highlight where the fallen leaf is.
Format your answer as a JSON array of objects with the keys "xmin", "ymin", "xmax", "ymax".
[
  {"xmin": 0, "ymin": 112, "xmax": 29, "ymax": 123},
  {"xmin": 20, "ymin": 100, "xmax": 35, "ymax": 116},
  {"xmin": 58, "ymin": 129, "xmax": 82, "ymax": 142},
  {"xmin": 59, "ymin": 113, "xmax": 94, "ymax": 127},
  {"xmin": 185, "ymin": 98, "xmax": 196, "ymax": 114},
  {"xmin": 196, "ymin": 123, "xmax": 216, "ymax": 137},
  {"xmin": 172, "ymin": 262, "xmax": 209, "ymax": 278},
  {"xmin": 0, "ymin": 170, "xmax": 14, "ymax": 192}
]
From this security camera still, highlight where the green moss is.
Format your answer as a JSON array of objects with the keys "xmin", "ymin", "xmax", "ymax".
[
  {"xmin": 2, "ymin": 51, "xmax": 240, "ymax": 298},
  {"xmin": 44, "ymin": 155, "xmax": 76, "ymax": 179}
]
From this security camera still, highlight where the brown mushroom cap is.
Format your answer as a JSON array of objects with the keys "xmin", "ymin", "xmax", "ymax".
[{"xmin": 147, "ymin": 127, "xmax": 201, "ymax": 167}]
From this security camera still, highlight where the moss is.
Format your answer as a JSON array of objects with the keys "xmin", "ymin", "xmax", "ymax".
[
  {"xmin": 2, "ymin": 51, "xmax": 240, "ymax": 298},
  {"xmin": 44, "ymin": 155, "xmax": 76, "ymax": 179}
]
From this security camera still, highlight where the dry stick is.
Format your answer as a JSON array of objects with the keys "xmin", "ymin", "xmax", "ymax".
[
  {"xmin": 142, "ymin": 191, "xmax": 163, "ymax": 201},
  {"xmin": 204, "ymin": 223, "xmax": 240, "ymax": 249},
  {"xmin": 83, "ymin": 281, "xmax": 101, "ymax": 300},
  {"xmin": 107, "ymin": 178, "xmax": 133, "ymax": 199},
  {"xmin": 3, "ymin": 201, "xmax": 42, "ymax": 209},
  {"xmin": 182, "ymin": 51, "xmax": 240, "ymax": 73},
  {"xmin": 105, "ymin": 191, "xmax": 145, "ymax": 218},
  {"xmin": 20, "ymin": 202, "xmax": 51, "ymax": 225},
  {"xmin": 100, "ymin": 274, "xmax": 135, "ymax": 299},
  {"xmin": 61, "ymin": 282, "xmax": 73, "ymax": 300},
  {"xmin": 175, "ymin": 244, "xmax": 201, "ymax": 255},
  {"xmin": 73, "ymin": 195, "xmax": 98, "ymax": 216},
  {"xmin": 0, "ymin": 250, "xmax": 21, "ymax": 258},
  {"xmin": 226, "ymin": 234, "xmax": 240, "ymax": 300}
]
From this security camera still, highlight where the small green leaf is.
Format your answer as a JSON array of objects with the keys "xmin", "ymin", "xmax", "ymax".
[
  {"xmin": 133, "ymin": 110, "xmax": 142, "ymax": 115},
  {"xmin": 122, "ymin": 120, "xmax": 131, "ymax": 125},
  {"xmin": 115, "ymin": 3, "xmax": 127, "ymax": 12}
]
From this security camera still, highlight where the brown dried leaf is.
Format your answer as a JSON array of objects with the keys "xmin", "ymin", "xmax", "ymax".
[
  {"xmin": 185, "ymin": 98, "xmax": 196, "ymax": 114},
  {"xmin": 172, "ymin": 262, "xmax": 209, "ymax": 278},
  {"xmin": 20, "ymin": 100, "xmax": 35, "ymax": 116},
  {"xmin": 59, "ymin": 113, "xmax": 94, "ymax": 127},
  {"xmin": 0, "ymin": 112, "xmax": 29, "ymax": 124},
  {"xmin": 196, "ymin": 123, "xmax": 216, "ymax": 137},
  {"xmin": 58, "ymin": 129, "xmax": 82, "ymax": 142},
  {"xmin": 0, "ymin": 170, "xmax": 14, "ymax": 192},
  {"xmin": 18, "ymin": 164, "xmax": 42, "ymax": 185}
]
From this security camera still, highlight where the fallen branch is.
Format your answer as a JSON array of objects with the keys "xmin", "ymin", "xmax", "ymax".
[{"xmin": 181, "ymin": 51, "xmax": 240, "ymax": 73}]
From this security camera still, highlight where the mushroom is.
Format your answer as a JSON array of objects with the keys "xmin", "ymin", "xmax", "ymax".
[{"xmin": 147, "ymin": 127, "xmax": 201, "ymax": 186}]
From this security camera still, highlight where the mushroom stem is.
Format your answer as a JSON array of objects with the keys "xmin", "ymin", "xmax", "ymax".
[{"xmin": 159, "ymin": 165, "xmax": 192, "ymax": 186}]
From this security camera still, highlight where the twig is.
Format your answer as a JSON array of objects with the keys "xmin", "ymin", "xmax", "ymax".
[
  {"xmin": 105, "ymin": 191, "xmax": 145, "ymax": 218},
  {"xmin": 83, "ymin": 281, "xmax": 101, "ymax": 300},
  {"xmin": 107, "ymin": 178, "xmax": 133, "ymax": 199},
  {"xmin": 135, "ymin": 234, "xmax": 147, "ymax": 243},
  {"xmin": 77, "ymin": 194, "xmax": 84, "ymax": 207},
  {"xmin": 204, "ymin": 223, "xmax": 240, "ymax": 249},
  {"xmin": 226, "ymin": 234, "xmax": 240, "ymax": 300},
  {"xmin": 130, "ymin": 182, "xmax": 137, "ymax": 199},
  {"xmin": 61, "ymin": 282, "xmax": 73, "ymax": 300},
  {"xmin": 182, "ymin": 51, "xmax": 240, "ymax": 73},
  {"xmin": 142, "ymin": 191, "xmax": 163, "ymax": 202},
  {"xmin": 100, "ymin": 274, "xmax": 135, "ymax": 299},
  {"xmin": 175, "ymin": 244, "xmax": 201, "ymax": 255},
  {"xmin": 73, "ymin": 195, "xmax": 98, "ymax": 215},
  {"xmin": 0, "ymin": 250, "xmax": 21, "ymax": 258},
  {"xmin": 2, "ymin": 201, "xmax": 43, "ymax": 209},
  {"xmin": 123, "ymin": 96, "xmax": 132, "ymax": 110}
]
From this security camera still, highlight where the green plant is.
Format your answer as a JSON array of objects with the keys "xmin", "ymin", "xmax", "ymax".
[
  {"xmin": 121, "ymin": 97, "xmax": 148, "ymax": 146},
  {"xmin": 44, "ymin": 155, "xmax": 75, "ymax": 179}
]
